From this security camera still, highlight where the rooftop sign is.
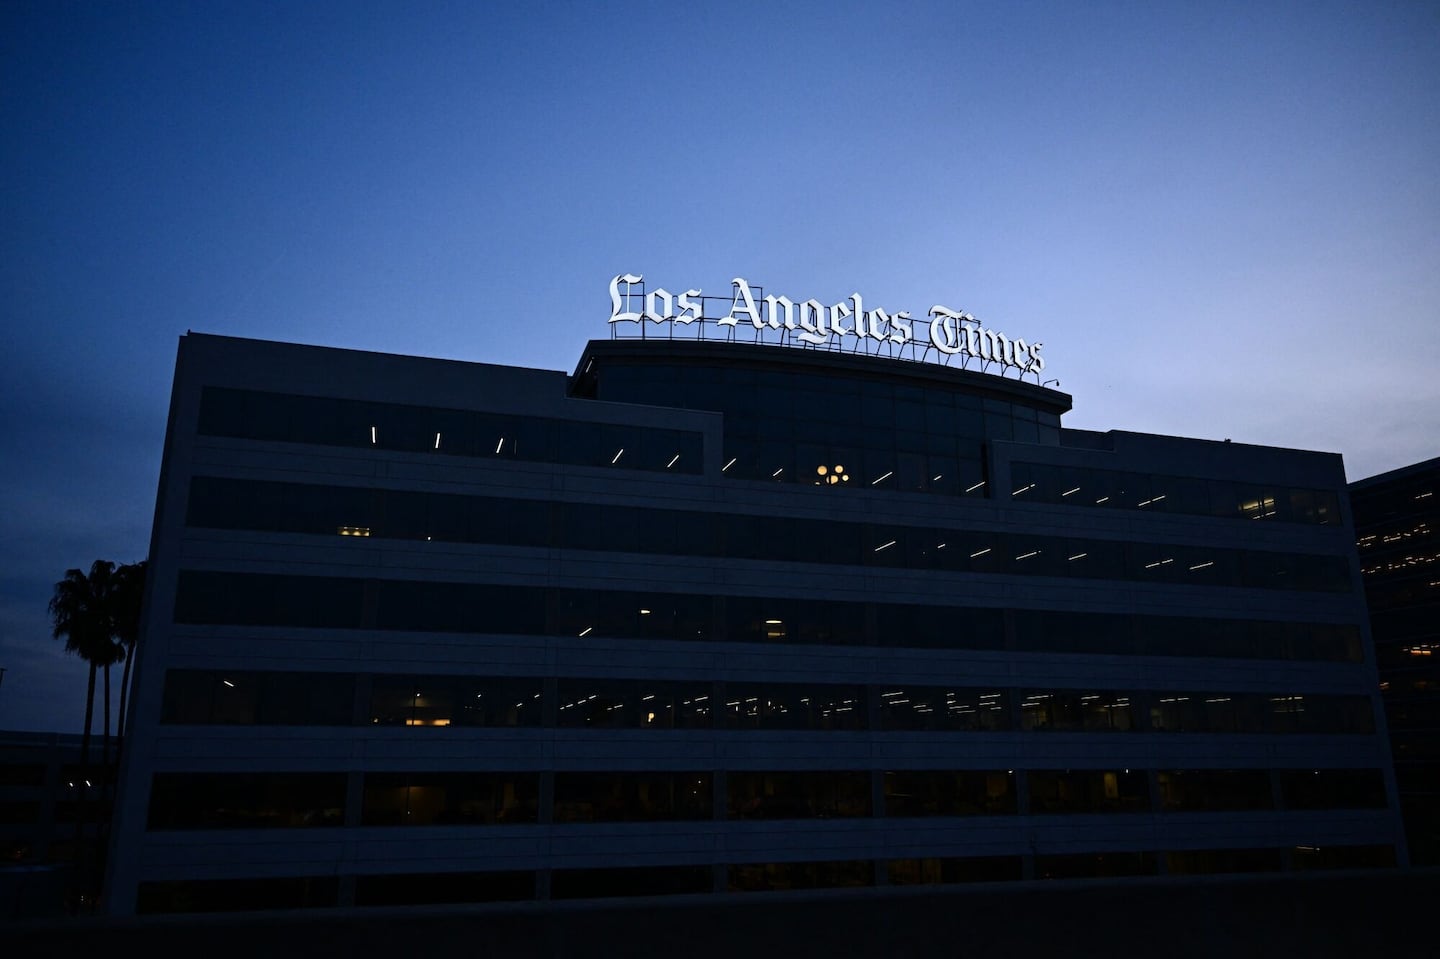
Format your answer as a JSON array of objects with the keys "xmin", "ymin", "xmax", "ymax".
[{"xmin": 608, "ymin": 274, "xmax": 1046, "ymax": 379}]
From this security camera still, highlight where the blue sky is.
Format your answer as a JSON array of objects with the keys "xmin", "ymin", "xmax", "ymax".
[{"xmin": 1, "ymin": 1, "xmax": 1437, "ymax": 732}]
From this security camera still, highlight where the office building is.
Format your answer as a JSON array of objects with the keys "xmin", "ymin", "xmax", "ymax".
[
  {"xmin": 0, "ymin": 730, "xmax": 100, "ymax": 917},
  {"xmin": 1350, "ymin": 456, "xmax": 1439, "ymax": 864},
  {"xmin": 104, "ymin": 312, "xmax": 1403, "ymax": 914}
]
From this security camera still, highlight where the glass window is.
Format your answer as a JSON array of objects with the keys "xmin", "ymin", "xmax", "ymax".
[
  {"xmin": 728, "ymin": 771, "xmax": 872, "ymax": 819},
  {"xmin": 0, "ymin": 764, "xmax": 45, "ymax": 788},
  {"xmin": 1035, "ymin": 852, "xmax": 1156, "ymax": 879},
  {"xmin": 877, "ymin": 687, "xmax": 1009, "ymax": 731},
  {"xmin": 362, "ymin": 772, "xmax": 538, "ymax": 825},
  {"xmin": 1148, "ymin": 693, "xmax": 1265, "ymax": 734},
  {"xmin": 137, "ymin": 877, "xmax": 338, "ymax": 914},
  {"xmin": 883, "ymin": 771, "xmax": 1016, "ymax": 816},
  {"xmin": 1164, "ymin": 848, "xmax": 1284, "ymax": 875},
  {"xmin": 355, "ymin": 871, "xmax": 533, "ymax": 906},
  {"xmin": 886, "ymin": 856, "xmax": 1022, "ymax": 885},
  {"xmin": 727, "ymin": 860, "xmax": 873, "ymax": 892},
  {"xmin": 1027, "ymin": 770, "xmax": 1149, "ymax": 813},
  {"xmin": 556, "ymin": 678, "xmax": 709, "ymax": 729},
  {"xmin": 1291, "ymin": 844, "xmax": 1396, "ymax": 870},
  {"xmin": 552, "ymin": 866, "xmax": 710, "ymax": 899},
  {"xmin": 720, "ymin": 683, "xmax": 865, "ymax": 731},
  {"xmin": 148, "ymin": 773, "xmax": 346, "ymax": 829},
  {"xmin": 454, "ymin": 676, "xmax": 544, "ymax": 727},
  {"xmin": 1157, "ymin": 770, "xmax": 1273, "ymax": 811},
  {"xmin": 260, "ymin": 672, "xmax": 354, "ymax": 725},
  {"xmin": 552, "ymin": 772, "xmax": 711, "ymax": 822},
  {"xmin": 1019, "ymin": 691, "xmax": 1135, "ymax": 731},
  {"xmin": 1279, "ymin": 769, "xmax": 1387, "ymax": 810}
]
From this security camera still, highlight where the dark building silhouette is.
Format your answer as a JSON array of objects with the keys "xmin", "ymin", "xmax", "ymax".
[
  {"xmin": 1350, "ymin": 456, "xmax": 1440, "ymax": 864},
  {"xmin": 0, "ymin": 730, "xmax": 102, "ymax": 916},
  {"xmin": 103, "ymin": 330, "xmax": 1404, "ymax": 915}
]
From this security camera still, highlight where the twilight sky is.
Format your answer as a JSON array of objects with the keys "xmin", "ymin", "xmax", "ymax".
[{"xmin": 1, "ymin": 1, "xmax": 1437, "ymax": 733}]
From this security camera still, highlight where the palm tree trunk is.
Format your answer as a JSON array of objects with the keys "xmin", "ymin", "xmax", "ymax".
[
  {"xmin": 96, "ymin": 662, "xmax": 112, "ymax": 911},
  {"xmin": 80, "ymin": 663, "xmax": 95, "ymax": 781},
  {"xmin": 76, "ymin": 662, "xmax": 96, "ymax": 912}
]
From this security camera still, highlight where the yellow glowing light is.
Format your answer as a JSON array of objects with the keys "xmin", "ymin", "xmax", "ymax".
[{"xmin": 817, "ymin": 465, "xmax": 828, "ymax": 476}]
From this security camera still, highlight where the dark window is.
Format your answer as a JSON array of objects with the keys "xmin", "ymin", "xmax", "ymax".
[
  {"xmin": 886, "ymin": 856, "xmax": 1023, "ymax": 885},
  {"xmin": 161, "ymin": 670, "xmax": 355, "ymax": 725},
  {"xmin": 148, "ymin": 773, "xmax": 346, "ymax": 829},
  {"xmin": 728, "ymin": 771, "xmax": 872, "ymax": 819},
  {"xmin": 1157, "ymin": 770, "xmax": 1274, "ymax": 811},
  {"xmin": 0, "ymin": 764, "xmax": 45, "ymax": 787},
  {"xmin": 1279, "ymin": 769, "xmax": 1388, "ymax": 810},
  {"xmin": 1028, "ymin": 770, "xmax": 1149, "ymax": 813},
  {"xmin": 552, "ymin": 772, "xmax": 711, "ymax": 823},
  {"xmin": 0, "ymin": 802, "xmax": 41, "ymax": 824},
  {"xmin": 361, "ymin": 772, "xmax": 538, "ymax": 825},
  {"xmin": 551, "ymin": 866, "xmax": 711, "ymax": 899},
  {"xmin": 137, "ymin": 877, "xmax": 338, "ymax": 914},
  {"xmin": 883, "ymin": 771, "xmax": 1016, "ymax": 816},
  {"xmin": 1291, "ymin": 844, "xmax": 1396, "ymax": 870},
  {"xmin": 1035, "ymin": 852, "xmax": 1157, "ymax": 879},
  {"xmin": 727, "ymin": 860, "xmax": 874, "ymax": 892},
  {"xmin": 174, "ymin": 571, "xmax": 365, "ymax": 629},
  {"xmin": 354, "ymin": 871, "xmax": 534, "ymax": 906},
  {"xmin": 1164, "ymin": 848, "xmax": 1285, "ymax": 875}
]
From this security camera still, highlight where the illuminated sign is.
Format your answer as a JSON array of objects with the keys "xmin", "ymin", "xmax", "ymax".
[{"xmin": 608, "ymin": 274, "xmax": 1045, "ymax": 376}]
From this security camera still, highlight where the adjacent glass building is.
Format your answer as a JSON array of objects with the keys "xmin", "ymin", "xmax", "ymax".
[
  {"xmin": 1350, "ymin": 456, "xmax": 1439, "ymax": 865},
  {"xmin": 103, "ymin": 331, "xmax": 1404, "ymax": 915}
]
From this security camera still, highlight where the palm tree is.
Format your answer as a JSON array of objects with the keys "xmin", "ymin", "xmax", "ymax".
[
  {"xmin": 49, "ymin": 560, "xmax": 122, "ymax": 909},
  {"xmin": 48, "ymin": 561, "xmax": 118, "ymax": 795}
]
